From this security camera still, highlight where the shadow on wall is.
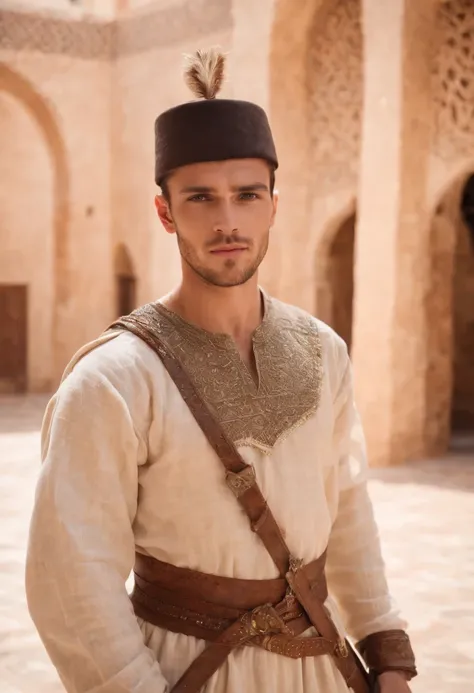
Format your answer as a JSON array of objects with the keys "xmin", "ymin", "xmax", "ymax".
[
  {"xmin": 452, "ymin": 173, "xmax": 474, "ymax": 433},
  {"xmin": 315, "ymin": 179, "xmax": 474, "ymax": 460},
  {"xmin": 114, "ymin": 243, "xmax": 137, "ymax": 317},
  {"xmin": 314, "ymin": 212, "xmax": 356, "ymax": 354}
]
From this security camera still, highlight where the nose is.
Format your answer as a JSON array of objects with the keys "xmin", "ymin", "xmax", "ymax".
[{"xmin": 212, "ymin": 200, "xmax": 238, "ymax": 236}]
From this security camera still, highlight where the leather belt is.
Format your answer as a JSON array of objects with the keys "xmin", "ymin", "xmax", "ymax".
[
  {"xmin": 130, "ymin": 551, "xmax": 364, "ymax": 693},
  {"xmin": 132, "ymin": 550, "xmax": 328, "ymax": 649}
]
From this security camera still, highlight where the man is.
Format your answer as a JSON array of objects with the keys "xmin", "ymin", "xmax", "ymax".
[{"xmin": 26, "ymin": 49, "xmax": 417, "ymax": 693}]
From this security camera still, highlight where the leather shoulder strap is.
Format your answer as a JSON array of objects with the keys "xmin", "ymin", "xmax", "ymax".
[
  {"xmin": 108, "ymin": 307, "xmax": 291, "ymax": 577},
  {"xmin": 107, "ymin": 307, "xmax": 372, "ymax": 693}
]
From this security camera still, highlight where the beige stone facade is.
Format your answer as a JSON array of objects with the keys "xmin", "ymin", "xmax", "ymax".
[{"xmin": 1, "ymin": 0, "xmax": 473, "ymax": 466}]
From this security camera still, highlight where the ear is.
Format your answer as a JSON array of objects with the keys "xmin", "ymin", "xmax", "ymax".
[
  {"xmin": 270, "ymin": 189, "xmax": 279, "ymax": 228},
  {"xmin": 154, "ymin": 195, "xmax": 175, "ymax": 234}
]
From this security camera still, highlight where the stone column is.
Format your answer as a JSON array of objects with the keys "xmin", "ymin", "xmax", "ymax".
[{"xmin": 352, "ymin": 0, "xmax": 437, "ymax": 466}]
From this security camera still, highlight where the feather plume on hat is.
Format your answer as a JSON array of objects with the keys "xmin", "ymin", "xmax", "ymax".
[
  {"xmin": 153, "ymin": 48, "xmax": 278, "ymax": 185},
  {"xmin": 183, "ymin": 48, "xmax": 226, "ymax": 100}
]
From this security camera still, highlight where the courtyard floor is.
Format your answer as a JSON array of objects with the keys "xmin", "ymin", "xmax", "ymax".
[{"xmin": 0, "ymin": 395, "xmax": 473, "ymax": 693}]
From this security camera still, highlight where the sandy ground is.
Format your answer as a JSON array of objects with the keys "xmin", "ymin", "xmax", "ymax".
[{"xmin": 1, "ymin": 394, "xmax": 473, "ymax": 692}]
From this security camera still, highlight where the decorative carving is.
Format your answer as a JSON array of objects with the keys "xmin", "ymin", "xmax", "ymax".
[
  {"xmin": 307, "ymin": 0, "xmax": 363, "ymax": 193},
  {"xmin": 0, "ymin": 10, "xmax": 113, "ymax": 60},
  {"xmin": 433, "ymin": 0, "xmax": 474, "ymax": 160},
  {"xmin": 0, "ymin": 0, "xmax": 232, "ymax": 59}
]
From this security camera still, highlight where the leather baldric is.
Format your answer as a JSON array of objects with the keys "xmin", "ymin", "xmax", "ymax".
[{"xmin": 108, "ymin": 306, "xmax": 373, "ymax": 693}]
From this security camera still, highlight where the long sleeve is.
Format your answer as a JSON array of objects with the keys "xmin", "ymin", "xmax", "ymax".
[
  {"xmin": 25, "ymin": 343, "xmax": 169, "ymax": 693},
  {"xmin": 325, "ymin": 352, "xmax": 407, "ymax": 643}
]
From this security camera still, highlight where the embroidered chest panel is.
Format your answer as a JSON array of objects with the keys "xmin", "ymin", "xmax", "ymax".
[{"xmin": 121, "ymin": 297, "xmax": 323, "ymax": 453}]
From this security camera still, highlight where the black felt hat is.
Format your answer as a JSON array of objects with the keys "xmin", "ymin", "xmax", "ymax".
[{"xmin": 154, "ymin": 50, "xmax": 278, "ymax": 186}]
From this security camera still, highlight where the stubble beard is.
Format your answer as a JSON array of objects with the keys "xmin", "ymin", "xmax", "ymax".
[{"xmin": 176, "ymin": 229, "xmax": 270, "ymax": 288}]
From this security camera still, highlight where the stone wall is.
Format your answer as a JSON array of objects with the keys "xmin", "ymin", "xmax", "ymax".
[
  {"xmin": 430, "ymin": 0, "xmax": 474, "ymax": 437},
  {"xmin": 265, "ymin": 0, "xmax": 362, "ymax": 312},
  {"xmin": 0, "ymin": 11, "xmax": 114, "ymax": 385},
  {"xmin": 0, "ymin": 88, "xmax": 54, "ymax": 391},
  {"xmin": 2, "ymin": 0, "xmax": 117, "ymax": 20},
  {"xmin": 0, "ymin": 0, "xmax": 232, "ymax": 387},
  {"xmin": 111, "ymin": 0, "xmax": 233, "ymax": 306},
  {"xmin": 1, "ymin": 0, "xmax": 473, "ymax": 462},
  {"xmin": 308, "ymin": 0, "xmax": 362, "ymax": 197},
  {"xmin": 117, "ymin": 0, "xmax": 161, "ymax": 12},
  {"xmin": 307, "ymin": 0, "xmax": 362, "ymax": 320}
]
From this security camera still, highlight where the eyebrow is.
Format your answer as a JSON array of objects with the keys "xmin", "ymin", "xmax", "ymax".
[{"xmin": 179, "ymin": 183, "xmax": 269, "ymax": 194}]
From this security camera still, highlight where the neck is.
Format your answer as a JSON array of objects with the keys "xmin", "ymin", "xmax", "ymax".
[{"xmin": 162, "ymin": 272, "xmax": 263, "ymax": 342}]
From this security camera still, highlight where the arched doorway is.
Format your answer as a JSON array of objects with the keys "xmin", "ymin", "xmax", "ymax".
[
  {"xmin": 423, "ymin": 171, "xmax": 474, "ymax": 455},
  {"xmin": 114, "ymin": 244, "xmax": 136, "ymax": 317},
  {"xmin": 267, "ymin": 0, "xmax": 362, "ymax": 307},
  {"xmin": 0, "ymin": 87, "xmax": 54, "ymax": 392},
  {"xmin": 0, "ymin": 63, "xmax": 69, "ymax": 389},
  {"xmin": 451, "ymin": 174, "xmax": 474, "ymax": 438},
  {"xmin": 315, "ymin": 213, "xmax": 356, "ymax": 352}
]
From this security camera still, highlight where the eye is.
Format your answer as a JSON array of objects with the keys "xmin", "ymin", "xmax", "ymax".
[
  {"xmin": 239, "ymin": 192, "xmax": 259, "ymax": 201},
  {"xmin": 188, "ymin": 194, "xmax": 210, "ymax": 202}
]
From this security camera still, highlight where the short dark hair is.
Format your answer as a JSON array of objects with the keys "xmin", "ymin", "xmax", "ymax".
[{"xmin": 160, "ymin": 165, "xmax": 276, "ymax": 204}]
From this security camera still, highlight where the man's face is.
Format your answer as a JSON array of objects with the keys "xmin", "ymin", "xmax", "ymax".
[{"xmin": 155, "ymin": 158, "xmax": 278, "ymax": 288}]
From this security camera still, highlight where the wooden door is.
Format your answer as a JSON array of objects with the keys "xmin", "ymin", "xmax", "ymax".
[{"xmin": 0, "ymin": 285, "xmax": 28, "ymax": 393}]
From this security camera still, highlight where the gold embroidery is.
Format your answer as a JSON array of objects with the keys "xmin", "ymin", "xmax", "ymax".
[{"xmin": 118, "ymin": 294, "xmax": 323, "ymax": 453}]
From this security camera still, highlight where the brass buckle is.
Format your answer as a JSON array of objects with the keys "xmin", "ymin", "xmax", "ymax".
[
  {"xmin": 335, "ymin": 639, "xmax": 349, "ymax": 658},
  {"xmin": 246, "ymin": 604, "xmax": 288, "ymax": 636},
  {"xmin": 225, "ymin": 466, "xmax": 256, "ymax": 498},
  {"xmin": 289, "ymin": 556, "xmax": 304, "ymax": 573}
]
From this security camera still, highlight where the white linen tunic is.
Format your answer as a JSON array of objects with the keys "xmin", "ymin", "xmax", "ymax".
[{"xmin": 25, "ymin": 296, "xmax": 407, "ymax": 693}]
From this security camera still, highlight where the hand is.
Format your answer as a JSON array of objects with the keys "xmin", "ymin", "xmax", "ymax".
[{"xmin": 377, "ymin": 671, "xmax": 411, "ymax": 692}]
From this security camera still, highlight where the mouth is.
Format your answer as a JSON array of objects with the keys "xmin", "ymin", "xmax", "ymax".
[{"xmin": 209, "ymin": 247, "xmax": 248, "ymax": 255}]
